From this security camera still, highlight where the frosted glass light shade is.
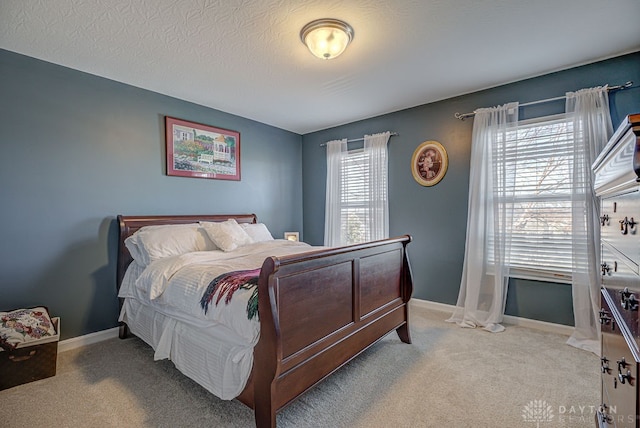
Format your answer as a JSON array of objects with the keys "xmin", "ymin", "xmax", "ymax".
[{"xmin": 300, "ymin": 19, "xmax": 354, "ymax": 60}]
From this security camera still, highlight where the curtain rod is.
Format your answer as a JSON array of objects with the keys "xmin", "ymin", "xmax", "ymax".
[
  {"xmin": 320, "ymin": 132, "xmax": 398, "ymax": 147},
  {"xmin": 454, "ymin": 81, "xmax": 634, "ymax": 121}
]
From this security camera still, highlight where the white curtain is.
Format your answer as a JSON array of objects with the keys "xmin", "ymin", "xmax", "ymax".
[
  {"xmin": 324, "ymin": 139, "xmax": 347, "ymax": 246},
  {"xmin": 565, "ymin": 86, "xmax": 613, "ymax": 354},
  {"xmin": 364, "ymin": 131, "xmax": 391, "ymax": 241},
  {"xmin": 447, "ymin": 102, "xmax": 519, "ymax": 332}
]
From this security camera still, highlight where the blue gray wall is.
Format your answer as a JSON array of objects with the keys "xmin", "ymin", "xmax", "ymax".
[
  {"xmin": 2, "ymin": 48, "xmax": 638, "ymax": 340},
  {"xmin": 302, "ymin": 52, "xmax": 640, "ymax": 326},
  {"xmin": 0, "ymin": 49, "xmax": 303, "ymax": 340}
]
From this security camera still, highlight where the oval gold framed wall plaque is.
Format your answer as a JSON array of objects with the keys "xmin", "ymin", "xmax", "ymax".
[{"xmin": 411, "ymin": 140, "xmax": 448, "ymax": 186}]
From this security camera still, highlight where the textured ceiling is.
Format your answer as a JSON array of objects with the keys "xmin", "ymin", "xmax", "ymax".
[{"xmin": 2, "ymin": 0, "xmax": 639, "ymax": 134}]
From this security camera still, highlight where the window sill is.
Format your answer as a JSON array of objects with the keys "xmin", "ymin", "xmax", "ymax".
[{"xmin": 509, "ymin": 268, "xmax": 571, "ymax": 285}]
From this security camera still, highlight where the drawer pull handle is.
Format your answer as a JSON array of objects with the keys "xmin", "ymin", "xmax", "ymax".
[
  {"xmin": 620, "ymin": 288, "xmax": 639, "ymax": 311},
  {"xmin": 619, "ymin": 216, "xmax": 636, "ymax": 235},
  {"xmin": 617, "ymin": 357, "xmax": 629, "ymax": 371},
  {"xmin": 597, "ymin": 405, "xmax": 613, "ymax": 424},
  {"xmin": 618, "ymin": 370, "xmax": 633, "ymax": 385},
  {"xmin": 599, "ymin": 309, "xmax": 612, "ymax": 325},
  {"xmin": 597, "ymin": 411, "xmax": 613, "ymax": 425},
  {"xmin": 600, "ymin": 214, "xmax": 610, "ymax": 226},
  {"xmin": 8, "ymin": 350, "xmax": 36, "ymax": 362}
]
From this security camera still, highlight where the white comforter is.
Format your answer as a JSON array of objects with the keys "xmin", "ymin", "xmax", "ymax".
[{"xmin": 119, "ymin": 239, "xmax": 319, "ymax": 345}]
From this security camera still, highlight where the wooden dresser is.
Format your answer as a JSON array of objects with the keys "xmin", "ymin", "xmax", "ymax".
[{"xmin": 593, "ymin": 113, "xmax": 640, "ymax": 427}]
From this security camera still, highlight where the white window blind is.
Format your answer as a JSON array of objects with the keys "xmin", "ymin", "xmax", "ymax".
[
  {"xmin": 497, "ymin": 114, "xmax": 575, "ymax": 282},
  {"xmin": 340, "ymin": 150, "xmax": 377, "ymax": 244}
]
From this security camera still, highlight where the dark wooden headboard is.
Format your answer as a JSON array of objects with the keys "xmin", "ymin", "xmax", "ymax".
[{"xmin": 116, "ymin": 214, "xmax": 257, "ymax": 291}]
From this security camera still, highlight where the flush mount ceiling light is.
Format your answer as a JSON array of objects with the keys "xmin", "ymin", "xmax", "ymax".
[{"xmin": 300, "ymin": 18, "xmax": 354, "ymax": 60}]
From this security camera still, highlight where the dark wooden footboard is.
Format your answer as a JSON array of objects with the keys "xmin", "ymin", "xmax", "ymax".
[{"xmin": 248, "ymin": 236, "xmax": 413, "ymax": 428}]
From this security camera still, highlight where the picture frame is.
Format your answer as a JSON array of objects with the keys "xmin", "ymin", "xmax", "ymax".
[
  {"xmin": 284, "ymin": 232, "xmax": 300, "ymax": 242},
  {"xmin": 165, "ymin": 116, "xmax": 241, "ymax": 181},
  {"xmin": 411, "ymin": 140, "xmax": 448, "ymax": 186}
]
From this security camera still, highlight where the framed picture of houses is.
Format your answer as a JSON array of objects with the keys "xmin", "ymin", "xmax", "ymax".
[{"xmin": 165, "ymin": 116, "xmax": 241, "ymax": 181}]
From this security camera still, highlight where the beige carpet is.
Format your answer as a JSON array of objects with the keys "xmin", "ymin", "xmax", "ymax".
[{"xmin": 0, "ymin": 306, "xmax": 598, "ymax": 427}]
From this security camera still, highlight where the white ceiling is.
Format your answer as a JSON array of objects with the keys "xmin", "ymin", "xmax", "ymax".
[{"xmin": 2, "ymin": 0, "xmax": 639, "ymax": 134}]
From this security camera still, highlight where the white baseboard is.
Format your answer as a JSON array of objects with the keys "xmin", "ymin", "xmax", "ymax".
[
  {"xmin": 58, "ymin": 327, "xmax": 119, "ymax": 353},
  {"xmin": 410, "ymin": 298, "xmax": 574, "ymax": 336}
]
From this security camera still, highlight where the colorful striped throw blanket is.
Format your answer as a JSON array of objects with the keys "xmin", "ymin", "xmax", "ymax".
[{"xmin": 200, "ymin": 268, "xmax": 260, "ymax": 320}]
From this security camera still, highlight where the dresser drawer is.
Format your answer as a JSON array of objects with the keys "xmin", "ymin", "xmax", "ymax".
[
  {"xmin": 600, "ymin": 290, "xmax": 640, "ymax": 427},
  {"xmin": 593, "ymin": 116, "xmax": 640, "ymax": 195},
  {"xmin": 602, "ymin": 242, "xmax": 640, "ymax": 280},
  {"xmin": 603, "ymin": 286, "xmax": 640, "ymax": 338},
  {"xmin": 601, "ymin": 192, "xmax": 640, "ymax": 266}
]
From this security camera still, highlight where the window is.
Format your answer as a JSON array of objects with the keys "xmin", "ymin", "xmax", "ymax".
[
  {"xmin": 338, "ymin": 149, "xmax": 387, "ymax": 245},
  {"xmin": 497, "ymin": 114, "xmax": 575, "ymax": 282},
  {"xmin": 325, "ymin": 133, "xmax": 389, "ymax": 247},
  {"xmin": 340, "ymin": 150, "xmax": 370, "ymax": 244}
]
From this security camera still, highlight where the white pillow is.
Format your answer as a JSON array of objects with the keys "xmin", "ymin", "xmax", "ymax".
[
  {"xmin": 124, "ymin": 237, "xmax": 146, "ymax": 266},
  {"xmin": 240, "ymin": 223, "xmax": 274, "ymax": 242},
  {"xmin": 125, "ymin": 223, "xmax": 217, "ymax": 265},
  {"xmin": 200, "ymin": 219, "xmax": 253, "ymax": 252}
]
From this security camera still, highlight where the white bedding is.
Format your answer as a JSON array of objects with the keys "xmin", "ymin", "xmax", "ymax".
[
  {"xmin": 120, "ymin": 297, "xmax": 254, "ymax": 399},
  {"xmin": 118, "ymin": 239, "xmax": 322, "ymax": 399},
  {"xmin": 120, "ymin": 239, "xmax": 317, "ymax": 344}
]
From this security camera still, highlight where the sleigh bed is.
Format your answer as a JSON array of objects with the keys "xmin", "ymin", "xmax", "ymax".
[{"xmin": 116, "ymin": 214, "xmax": 413, "ymax": 428}]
